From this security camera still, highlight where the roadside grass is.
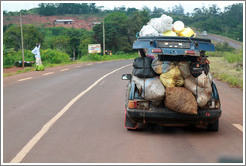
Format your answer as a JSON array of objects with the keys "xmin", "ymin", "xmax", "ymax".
[
  {"xmin": 3, "ymin": 61, "xmax": 78, "ymax": 77},
  {"xmin": 208, "ymin": 57, "xmax": 243, "ymax": 89},
  {"xmin": 79, "ymin": 53, "xmax": 138, "ymax": 62},
  {"xmin": 3, "ymin": 67, "xmax": 35, "ymax": 77},
  {"xmin": 3, "ymin": 53, "xmax": 138, "ymax": 77}
]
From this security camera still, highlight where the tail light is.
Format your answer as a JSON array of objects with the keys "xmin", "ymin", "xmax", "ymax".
[
  {"xmin": 152, "ymin": 48, "xmax": 162, "ymax": 53},
  {"xmin": 128, "ymin": 100, "xmax": 137, "ymax": 109},
  {"xmin": 185, "ymin": 50, "xmax": 197, "ymax": 55},
  {"xmin": 128, "ymin": 100, "xmax": 149, "ymax": 109}
]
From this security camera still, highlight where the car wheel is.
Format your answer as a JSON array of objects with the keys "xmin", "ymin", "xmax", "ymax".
[{"xmin": 207, "ymin": 119, "xmax": 219, "ymax": 132}]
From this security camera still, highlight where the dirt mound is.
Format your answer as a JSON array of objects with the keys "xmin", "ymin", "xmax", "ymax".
[{"xmin": 3, "ymin": 14, "xmax": 102, "ymax": 30}]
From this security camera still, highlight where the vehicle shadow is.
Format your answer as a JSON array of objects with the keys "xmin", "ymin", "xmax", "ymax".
[{"xmin": 130, "ymin": 123, "xmax": 213, "ymax": 134}]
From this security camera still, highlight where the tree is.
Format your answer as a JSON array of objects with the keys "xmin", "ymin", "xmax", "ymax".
[
  {"xmin": 127, "ymin": 10, "xmax": 150, "ymax": 43},
  {"xmin": 3, "ymin": 25, "xmax": 44, "ymax": 51},
  {"xmin": 93, "ymin": 12, "xmax": 129, "ymax": 52},
  {"xmin": 126, "ymin": 7, "xmax": 138, "ymax": 15},
  {"xmin": 79, "ymin": 31, "xmax": 95, "ymax": 56},
  {"xmin": 151, "ymin": 7, "xmax": 165, "ymax": 18},
  {"xmin": 208, "ymin": 4, "xmax": 221, "ymax": 16},
  {"xmin": 38, "ymin": 3, "xmax": 57, "ymax": 16},
  {"xmin": 172, "ymin": 4, "xmax": 184, "ymax": 15},
  {"xmin": 47, "ymin": 36, "xmax": 70, "ymax": 53},
  {"xmin": 141, "ymin": 6, "xmax": 151, "ymax": 14}
]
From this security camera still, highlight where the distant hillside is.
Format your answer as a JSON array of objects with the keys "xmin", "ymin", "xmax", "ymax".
[{"xmin": 3, "ymin": 14, "xmax": 103, "ymax": 30}]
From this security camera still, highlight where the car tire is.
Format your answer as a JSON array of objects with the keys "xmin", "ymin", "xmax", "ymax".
[{"xmin": 207, "ymin": 119, "xmax": 219, "ymax": 132}]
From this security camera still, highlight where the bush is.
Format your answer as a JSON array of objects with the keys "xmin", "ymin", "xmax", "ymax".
[
  {"xmin": 40, "ymin": 49, "xmax": 70, "ymax": 64},
  {"xmin": 79, "ymin": 52, "xmax": 139, "ymax": 62},
  {"xmin": 3, "ymin": 51, "xmax": 19, "ymax": 68},
  {"xmin": 80, "ymin": 53, "xmax": 103, "ymax": 61},
  {"xmin": 3, "ymin": 48, "xmax": 71, "ymax": 68},
  {"xmin": 222, "ymin": 50, "xmax": 243, "ymax": 63},
  {"xmin": 215, "ymin": 42, "xmax": 235, "ymax": 52},
  {"xmin": 35, "ymin": 64, "xmax": 45, "ymax": 71},
  {"xmin": 207, "ymin": 51, "xmax": 223, "ymax": 57},
  {"xmin": 16, "ymin": 50, "xmax": 35, "ymax": 61}
]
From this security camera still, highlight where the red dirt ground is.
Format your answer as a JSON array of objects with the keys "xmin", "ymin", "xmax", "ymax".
[
  {"xmin": 3, "ymin": 66, "xmax": 23, "ymax": 74},
  {"xmin": 3, "ymin": 15, "xmax": 102, "ymax": 30}
]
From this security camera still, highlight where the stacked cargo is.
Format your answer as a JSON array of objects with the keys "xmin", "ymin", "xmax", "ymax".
[
  {"xmin": 132, "ymin": 15, "xmax": 213, "ymax": 115},
  {"xmin": 132, "ymin": 57, "xmax": 213, "ymax": 114},
  {"xmin": 139, "ymin": 14, "xmax": 196, "ymax": 37}
]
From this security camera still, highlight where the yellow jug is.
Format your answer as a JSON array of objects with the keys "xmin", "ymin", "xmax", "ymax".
[
  {"xmin": 173, "ymin": 21, "xmax": 185, "ymax": 33},
  {"xmin": 179, "ymin": 27, "xmax": 196, "ymax": 37},
  {"xmin": 163, "ymin": 30, "xmax": 178, "ymax": 36}
]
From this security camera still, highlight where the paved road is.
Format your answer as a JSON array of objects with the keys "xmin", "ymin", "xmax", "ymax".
[
  {"xmin": 3, "ymin": 60, "xmax": 243, "ymax": 163},
  {"xmin": 196, "ymin": 32, "xmax": 243, "ymax": 50}
]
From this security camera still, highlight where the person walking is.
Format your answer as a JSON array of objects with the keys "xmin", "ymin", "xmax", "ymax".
[{"xmin": 32, "ymin": 43, "xmax": 42, "ymax": 65}]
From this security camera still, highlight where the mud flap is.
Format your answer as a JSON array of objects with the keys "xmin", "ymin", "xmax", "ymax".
[{"xmin": 124, "ymin": 110, "xmax": 137, "ymax": 129}]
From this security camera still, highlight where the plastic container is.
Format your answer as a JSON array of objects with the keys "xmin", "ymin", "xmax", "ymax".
[
  {"xmin": 173, "ymin": 21, "xmax": 184, "ymax": 33},
  {"xmin": 179, "ymin": 27, "xmax": 196, "ymax": 37},
  {"xmin": 163, "ymin": 30, "xmax": 177, "ymax": 36}
]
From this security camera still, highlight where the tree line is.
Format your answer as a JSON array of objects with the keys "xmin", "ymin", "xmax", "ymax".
[
  {"xmin": 38, "ymin": 3, "xmax": 100, "ymax": 16},
  {"xmin": 3, "ymin": 3, "xmax": 243, "ymax": 61}
]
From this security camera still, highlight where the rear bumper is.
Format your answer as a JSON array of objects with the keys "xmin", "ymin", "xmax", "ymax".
[{"xmin": 126, "ymin": 107, "xmax": 222, "ymax": 124}]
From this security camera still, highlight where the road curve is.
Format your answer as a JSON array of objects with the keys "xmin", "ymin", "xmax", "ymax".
[
  {"xmin": 196, "ymin": 32, "xmax": 243, "ymax": 50},
  {"xmin": 3, "ymin": 60, "xmax": 243, "ymax": 163}
]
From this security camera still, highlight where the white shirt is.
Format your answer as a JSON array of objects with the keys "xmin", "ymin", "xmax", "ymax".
[{"xmin": 32, "ymin": 45, "xmax": 41, "ymax": 58}]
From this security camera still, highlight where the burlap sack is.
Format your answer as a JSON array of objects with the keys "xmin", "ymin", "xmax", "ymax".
[
  {"xmin": 197, "ymin": 71, "xmax": 212, "ymax": 94},
  {"xmin": 178, "ymin": 61, "xmax": 191, "ymax": 79},
  {"xmin": 184, "ymin": 76, "xmax": 203, "ymax": 95},
  {"xmin": 151, "ymin": 59, "xmax": 173, "ymax": 74},
  {"xmin": 164, "ymin": 87, "xmax": 197, "ymax": 114},
  {"xmin": 184, "ymin": 74, "xmax": 212, "ymax": 107},
  {"xmin": 197, "ymin": 90, "xmax": 211, "ymax": 107}
]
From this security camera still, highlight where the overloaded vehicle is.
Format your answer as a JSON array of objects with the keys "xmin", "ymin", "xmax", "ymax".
[{"xmin": 122, "ymin": 35, "xmax": 222, "ymax": 131}]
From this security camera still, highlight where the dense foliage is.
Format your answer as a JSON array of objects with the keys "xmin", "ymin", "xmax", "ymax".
[
  {"xmin": 3, "ymin": 3, "xmax": 243, "ymax": 68},
  {"xmin": 38, "ymin": 3, "xmax": 99, "ymax": 16},
  {"xmin": 3, "ymin": 47, "xmax": 70, "ymax": 68},
  {"xmin": 3, "ymin": 25, "xmax": 44, "ymax": 51}
]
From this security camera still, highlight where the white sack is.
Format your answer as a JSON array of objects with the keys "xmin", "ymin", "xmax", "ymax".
[
  {"xmin": 139, "ymin": 25, "xmax": 159, "ymax": 36},
  {"xmin": 147, "ymin": 14, "xmax": 173, "ymax": 33},
  {"xmin": 132, "ymin": 76, "xmax": 165, "ymax": 102}
]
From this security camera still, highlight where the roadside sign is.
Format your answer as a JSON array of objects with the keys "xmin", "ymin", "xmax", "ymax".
[{"xmin": 88, "ymin": 44, "xmax": 101, "ymax": 53}]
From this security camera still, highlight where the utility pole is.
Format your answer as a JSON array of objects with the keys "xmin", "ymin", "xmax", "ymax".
[
  {"xmin": 103, "ymin": 21, "xmax": 105, "ymax": 56},
  {"xmin": 20, "ymin": 11, "xmax": 24, "ymax": 68}
]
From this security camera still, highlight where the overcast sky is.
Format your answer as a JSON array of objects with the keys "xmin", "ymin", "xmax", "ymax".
[{"xmin": 1, "ymin": 1, "xmax": 243, "ymax": 13}]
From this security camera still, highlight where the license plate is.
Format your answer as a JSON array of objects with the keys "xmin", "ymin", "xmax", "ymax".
[{"xmin": 158, "ymin": 41, "xmax": 190, "ymax": 49}]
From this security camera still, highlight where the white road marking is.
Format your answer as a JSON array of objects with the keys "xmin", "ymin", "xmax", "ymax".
[
  {"xmin": 10, "ymin": 63, "xmax": 131, "ymax": 163},
  {"xmin": 232, "ymin": 124, "xmax": 243, "ymax": 132},
  {"xmin": 43, "ymin": 72, "xmax": 54, "ymax": 76},
  {"xmin": 17, "ymin": 77, "xmax": 32, "ymax": 82},
  {"xmin": 60, "ymin": 69, "xmax": 69, "ymax": 71},
  {"xmin": 75, "ymin": 66, "xmax": 82, "ymax": 68},
  {"xmin": 86, "ymin": 63, "xmax": 92, "ymax": 66}
]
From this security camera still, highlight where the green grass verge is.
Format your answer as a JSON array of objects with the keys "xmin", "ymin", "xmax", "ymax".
[
  {"xmin": 208, "ymin": 57, "xmax": 243, "ymax": 89},
  {"xmin": 3, "ymin": 67, "xmax": 35, "ymax": 77},
  {"xmin": 79, "ymin": 53, "xmax": 138, "ymax": 62},
  {"xmin": 3, "ymin": 53, "xmax": 138, "ymax": 77}
]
